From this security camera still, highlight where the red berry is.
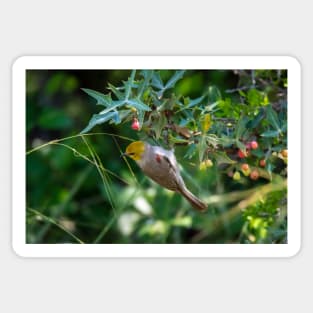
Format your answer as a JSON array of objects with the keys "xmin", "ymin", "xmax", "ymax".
[
  {"xmin": 250, "ymin": 141, "xmax": 258, "ymax": 150},
  {"xmin": 259, "ymin": 159, "xmax": 266, "ymax": 167},
  {"xmin": 250, "ymin": 170, "xmax": 259, "ymax": 180},
  {"xmin": 238, "ymin": 150, "xmax": 247, "ymax": 158},
  {"xmin": 245, "ymin": 142, "xmax": 251, "ymax": 149},
  {"xmin": 131, "ymin": 118, "xmax": 140, "ymax": 130},
  {"xmin": 241, "ymin": 163, "xmax": 249, "ymax": 171}
]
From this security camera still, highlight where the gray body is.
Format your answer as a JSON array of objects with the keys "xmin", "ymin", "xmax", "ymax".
[
  {"xmin": 136, "ymin": 143, "xmax": 207, "ymax": 211},
  {"xmin": 137, "ymin": 144, "xmax": 185, "ymax": 191}
]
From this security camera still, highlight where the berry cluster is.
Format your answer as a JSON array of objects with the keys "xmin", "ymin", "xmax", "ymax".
[
  {"xmin": 235, "ymin": 140, "xmax": 262, "ymax": 181},
  {"xmin": 199, "ymin": 159, "xmax": 213, "ymax": 171},
  {"xmin": 233, "ymin": 140, "xmax": 287, "ymax": 182},
  {"xmin": 237, "ymin": 140, "xmax": 258, "ymax": 159}
]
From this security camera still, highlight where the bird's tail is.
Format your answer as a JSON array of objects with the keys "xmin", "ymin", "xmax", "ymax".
[{"xmin": 179, "ymin": 187, "xmax": 207, "ymax": 212}]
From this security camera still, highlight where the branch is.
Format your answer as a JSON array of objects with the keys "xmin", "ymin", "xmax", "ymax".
[{"xmin": 192, "ymin": 179, "xmax": 287, "ymax": 242}]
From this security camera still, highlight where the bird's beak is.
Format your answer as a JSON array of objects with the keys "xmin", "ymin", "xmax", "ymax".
[{"xmin": 120, "ymin": 152, "xmax": 128, "ymax": 158}]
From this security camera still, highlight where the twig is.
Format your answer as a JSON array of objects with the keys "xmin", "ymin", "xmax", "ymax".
[
  {"xmin": 28, "ymin": 208, "xmax": 85, "ymax": 244},
  {"xmin": 26, "ymin": 132, "xmax": 134, "ymax": 155},
  {"xmin": 191, "ymin": 179, "xmax": 287, "ymax": 242}
]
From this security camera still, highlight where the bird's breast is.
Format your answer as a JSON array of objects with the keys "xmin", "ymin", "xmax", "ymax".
[{"xmin": 138, "ymin": 149, "xmax": 181, "ymax": 191}]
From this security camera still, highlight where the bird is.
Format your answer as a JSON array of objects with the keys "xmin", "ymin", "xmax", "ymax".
[{"xmin": 123, "ymin": 141, "xmax": 207, "ymax": 212}]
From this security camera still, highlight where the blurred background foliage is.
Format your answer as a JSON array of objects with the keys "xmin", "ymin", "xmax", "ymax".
[{"xmin": 26, "ymin": 69, "xmax": 287, "ymax": 244}]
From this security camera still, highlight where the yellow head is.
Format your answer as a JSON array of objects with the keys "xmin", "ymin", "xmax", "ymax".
[{"xmin": 125, "ymin": 141, "xmax": 145, "ymax": 161}]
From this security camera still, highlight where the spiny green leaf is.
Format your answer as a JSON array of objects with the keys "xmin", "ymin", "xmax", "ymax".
[
  {"xmin": 111, "ymin": 110, "xmax": 121, "ymax": 124},
  {"xmin": 184, "ymin": 143, "xmax": 197, "ymax": 159},
  {"xmin": 211, "ymin": 151, "xmax": 236, "ymax": 165},
  {"xmin": 247, "ymin": 110, "xmax": 264, "ymax": 128},
  {"xmin": 127, "ymin": 99, "xmax": 151, "ymax": 111},
  {"xmin": 281, "ymin": 123, "xmax": 287, "ymax": 132},
  {"xmin": 205, "ymin": 101, "xmax": 220, "ymax": 113},
  {"xmin": 235, "ymin": 116, "xmax": 249, "ymax": 140},
  {"xmin": 137, "ymin": 109, "xmax": 145, "ymax": 129},
  {"xmin": 141, "ymin": 70, "xmax": 153, "ymax": 80},
  {"xmin": 236, "ymin": 140, "xmax": 247, "ymax": 153},
  {"xmin": 250, "ymin": 149, "xmax": 264, "ymax": 158},
  {"xmin": 219, "ymin": 135, "xmax": 236, "ymax": 147},
  {"xmin": 261, "ymin": 130, "xmax": 280, "ymax": 138},
  {"xmin": 124, "ymin": 70, "xmax": 136, "ymax": 100},
  {"xmin": 80, "ymin": 111, "xmax": 120, "ymax": 133},
  {"xmin": 198, "ymin": 136, "xmax": 207, "ymax": 162},
  {"xmin": 151, "ymin": 71, "xmax": 185, "ymax": 99},
  {"xmin": 118, "ymin": 109, "xmax": 132, "ymax": 121},
  {"xmin": 185, "ymin": 95, "xmax": 205, "ymax": 109},
  {"xmin": 164, "ymin": 70, "xmax": 185, "ymax": 89},
  {"xmin": 99, "ymin": 100, "xmax": 125, "ymax": 115},
  {"xmin": 138, "ymin": 70, "xmax": 153, "ymax": 97},
  {"xmin": 156, "ymin": 90, "xmax": 164, "ymax": 99},
  {"xmin": 151, "ymin": 113, "xmax": 167, "ymax": 139},
  {"xmin": 181, "ymin": 110, "xmax": 194, "ymax": 124},
  {"xmin": 151, "ymin": 72, "xmax": 164, "ymax": 90},
  {"xmin": 168, "ymin": 135, "xmax": 190, "ymax": 145},
  {"xmin": 205, "ymin": 134, "xmax": 220, "ymax": 149},
  {"xmin": 266, "ymin": 105, "xmax": 281, "ymax": 131},
  {"xmin": 108, "ymin": 83, "xmax": 124, "ymax": 100},
  {"xmin": 157, "ymin": 93, "xmax": 178, "ymax": 111},
  {"xmin": 81, "ymin": 88, "xmax": 112, "ymax": 106}
]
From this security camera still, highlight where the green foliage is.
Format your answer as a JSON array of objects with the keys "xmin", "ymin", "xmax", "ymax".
[
  {"xmin": 26, "ymin": 69, "xmax": 288, "ymax": 244},
  {"xmin": 242, "ymin": 189, "xmax": 287, "ymax": 243}
]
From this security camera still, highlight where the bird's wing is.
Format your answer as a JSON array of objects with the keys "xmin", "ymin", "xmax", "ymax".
[
  {"xmin": 162, "ymin": 154, "xmax": 178, "ymax": 173},
  {"xmin": 156, "ymin": 150, "xmax": 185, "ymax": 189},
  {"xmin": 141, "ymin": 147, "xmax": 182, "ymax": 191},
  {"xmin": 154, "ymin": 148, "xmax": 178, "ymax": 172}
]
